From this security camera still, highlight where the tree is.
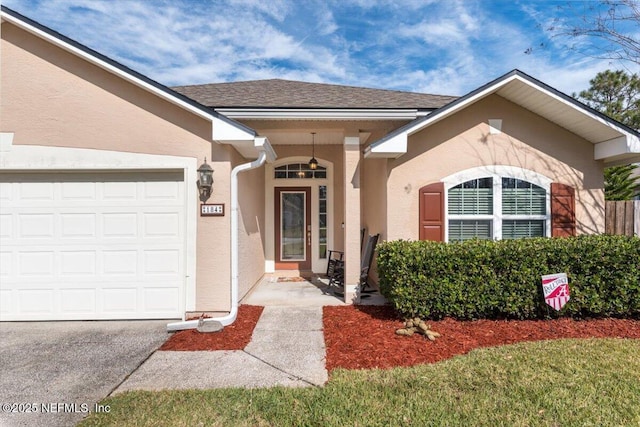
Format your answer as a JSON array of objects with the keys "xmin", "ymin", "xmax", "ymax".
[
  {"xmin": 576, "ymin": 70, "xmax": 640, "ymax": 200},
  {"xmin": 604, "ymin": 164, "xmax": 639, "ymax": 200},
  {"xmin": 538, "ymin": 2, "xmax": 640, "ymax": 200},
  {"xmin": 576, "ymin": 69, "xmax": 640, "ymax": 128},
  {"xmin": 545, "ymin": 0, "xmax": 640, "ymax": 66}
]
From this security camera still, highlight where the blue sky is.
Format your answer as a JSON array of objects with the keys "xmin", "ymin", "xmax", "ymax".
[{"xmin": 4, "ymin": 0, "xmax": 639, "ymax": 96}]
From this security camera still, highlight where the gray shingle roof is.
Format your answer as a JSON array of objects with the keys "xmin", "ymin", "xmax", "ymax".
[{"xmin": 171, "ymin": 79, "xmax": 457, "ymax": 109}]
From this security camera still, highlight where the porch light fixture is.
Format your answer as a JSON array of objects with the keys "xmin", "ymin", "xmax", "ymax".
[
  {"xmin": 308, "ymin": 132, "xmax": 318, "ymax": 170},
  {"xmin": 197, "ymin": 157, "xmax": 214, "ymax": 201}
]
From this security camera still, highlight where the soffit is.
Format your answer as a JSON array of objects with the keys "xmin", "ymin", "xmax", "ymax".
[
  {"xmin": 260, "ymin": 130, "xmax": 345, "ymax": 145},
  {"xmin": 496, "ymin": 79, "xmax": 622, "ymax": 144}
]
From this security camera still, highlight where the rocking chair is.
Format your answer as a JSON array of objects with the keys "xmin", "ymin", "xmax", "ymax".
[
  {"xmin": 328, "ymin": 233, "xmax": 379, "ymax": 297},
  {"xmin": 325, "ymin": 228, "xmax": 364, "ymax": 278}
]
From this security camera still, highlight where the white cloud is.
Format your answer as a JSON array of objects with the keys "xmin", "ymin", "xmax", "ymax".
[
  {"xmin": 227, "ymin": 0, "xmax": 292, "ymax": 22},
  {"xmin": 4, "ymin": 0, "xmax": 638, "ymax": 97},
  {"xmin": 526, "ymin": 58, "xmax": 624, "ymax": 96},
  {"xmin": 315, "ymin": 7, "xmax": 338, "ymax": 36}
]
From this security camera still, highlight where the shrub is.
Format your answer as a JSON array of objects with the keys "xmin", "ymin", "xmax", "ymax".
[{"xmin": 377, "ymin": 235, "xmax": 640, "ymax": 320}]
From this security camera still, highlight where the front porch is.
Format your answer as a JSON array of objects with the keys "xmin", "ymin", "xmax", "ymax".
[
  {"xmin": 241, "ymin": 274, "xmax": 387, "ymax": 307},
  {"xmin": 247, "ymin": 127, "xmax": 390, "ymax": 303}
]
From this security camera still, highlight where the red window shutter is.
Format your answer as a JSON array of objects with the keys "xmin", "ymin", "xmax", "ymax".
[
  {"xmin": 419, "ymin": 182, "xmax": 445, "ymax": 241},
  {"xmin": 551, "ymin": 183, "xmax": 576, "ymax": 237}
]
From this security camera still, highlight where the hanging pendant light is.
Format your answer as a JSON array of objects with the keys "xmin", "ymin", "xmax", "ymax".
[{"xmin": 308, "ymin": 132, "xmax": 318, "ymax": 170}]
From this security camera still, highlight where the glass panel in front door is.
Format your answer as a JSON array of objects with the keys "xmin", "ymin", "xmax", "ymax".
[{"xmin": 281, "ymin": 191, "xmax": 306, "ymax": 260}]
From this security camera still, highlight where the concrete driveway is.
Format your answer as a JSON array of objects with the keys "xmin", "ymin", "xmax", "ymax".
[{"xmin": 0, "ymin": 320, "xmax": 169, "ymax": 427}]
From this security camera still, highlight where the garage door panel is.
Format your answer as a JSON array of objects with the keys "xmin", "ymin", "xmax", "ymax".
[
  {"xmin": 19, "ymin": 213, "xmax": 54, "ymax": 238},
  {"xmin": 1, "ymin": 285, "xmax": 182, "ymax": 320},
  {"xmin": 143, "ymin": 249, "xmax": 181, "ymax": 275},
  {"xmin": 0, "ymin": 172, "xmax": 185, "ymax": 320},
  {"xmin": 19, "ymin": 181, "xmax": 54, "ymax": 200},
  {"xmin": 18, "ymin": 251, "xmax": 54, "ymax": 276},
  {"xmin": 103, "ymin": 181, "xmax": 137, "ymax": 200},
  {"xmin": 60, "ymin": 251, "xmax": 97, "ymax": 275},
  {"xmin": 102, "ymin": 212, "xmax": 138, "ymax": 238},
  {"xmin": 60, "ymin": 288, "xmax": 96, "ymax": 314},
  {"xmin": 0, "ymin": 182, "xmax": 11, "ymax": 200},
  {"xmin": 143, "ymin": 212, "xmax": 181, "ymax": 237},
  {"xmin": 101, "ymin": 288, "xmax": 138, "ymax": 314},
  {"xmin": 61, "ymin": 213, "xmax": 97, "ymax": 238},
  {"xmin": 103, "ymin": 250, "xmax": 138, "ymax": 275},
  {"xmin": 143, "ymin": 180, "xmax": 180, "ymax": 200},
  {"xmin": 0, "ymin": 252, "xmax": 11, "ymax": 276},
  {"xmin": 61, "ymin": 181, "xmax": 97, "ymax": 200},
  {"xmin": 144, "ymin": 287, "xmax": 180, "ymax": 312},
  {"xmin": 0, "ymin": 289, "xmax": 10, "ymax": 314},
  {"xmin": 18, "ymin": 289, "xmax": 55, "ymax": 314},
  {"xmin": 0, "ymin": 214, "xmax": 11, "ymax": 238}
]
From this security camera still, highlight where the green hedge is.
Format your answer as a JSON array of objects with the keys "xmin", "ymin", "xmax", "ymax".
[{"xmin": 377, "ymin": 235, "xmax": 640, "ymax": 320}]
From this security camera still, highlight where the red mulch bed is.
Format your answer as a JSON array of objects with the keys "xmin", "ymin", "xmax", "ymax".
[
  {"xmin": 323, "ymin": 305, "xmax": 640, "ymax": 372},
  {"xmin": 159, "ymin": 304, "xmax": 640, "ymax": 372},
  {"xmin": 160, "ymin": 305, "xmax": 264, "ymax": 351}
]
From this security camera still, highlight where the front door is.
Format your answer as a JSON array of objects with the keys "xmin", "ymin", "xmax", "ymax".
[{"xmin": 275, "ymin": 187, "xmax": 312, "ymax": 270}]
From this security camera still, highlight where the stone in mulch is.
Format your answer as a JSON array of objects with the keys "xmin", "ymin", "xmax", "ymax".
[
  {"xmin": 323, "ymin": 305, "xmax": 640, "ymax": 372},
  {"xmin": 158, "ymin": 303, "xmax": 640, "ymax": 375}
]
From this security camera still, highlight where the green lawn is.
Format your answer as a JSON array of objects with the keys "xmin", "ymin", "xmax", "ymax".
[{"xmin": 81, "ymin": 338, "xmax": 640, "ymax": 427}]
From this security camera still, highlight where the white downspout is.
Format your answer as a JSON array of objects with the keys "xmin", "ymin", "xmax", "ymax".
[{"xmin": 167, "ymin": 151, "xmax": 267, "ymax": 332}]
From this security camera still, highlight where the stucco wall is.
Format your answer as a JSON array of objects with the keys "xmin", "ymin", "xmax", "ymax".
[
  {"xmin": 386, "ymin": 94, "xmax": 605, "ymax": 241},
  {"xmin": 1, "ymin": 22, "xmax": 236, "ymax": 313},
  {"xmin": 361, "ymin": 157, "xmax": 388, "ymax": 239},
  {"xmin": 234, "ymin": 152, "xmax": 266, "ymax": 298},
  {"xmin": 360, "ymin": 157, "xmax": 388, "ymax": 285}
]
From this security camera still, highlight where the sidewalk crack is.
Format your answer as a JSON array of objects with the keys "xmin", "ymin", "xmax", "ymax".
[{"xmin": 241, "ymin": 349, "xmax": 325, "ymax": 387}]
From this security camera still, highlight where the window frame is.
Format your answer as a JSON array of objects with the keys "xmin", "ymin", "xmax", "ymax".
[
  {"xmin": 274, "ymin": 163, "xmax": 327, "ymax": 179},
  {"xmin": 442, "ymin": 166, "xmax": 552, "ymax": 242}
]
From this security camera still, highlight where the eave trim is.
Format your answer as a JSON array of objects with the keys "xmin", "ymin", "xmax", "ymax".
[{"xmin": 365, "ymin": 69, "xmax": 640, "ymax": 161}]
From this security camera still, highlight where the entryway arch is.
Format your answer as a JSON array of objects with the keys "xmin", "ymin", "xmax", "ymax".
[{"xmin": 265, "ymin": 157, "xmax": 334, "ymax": 274}]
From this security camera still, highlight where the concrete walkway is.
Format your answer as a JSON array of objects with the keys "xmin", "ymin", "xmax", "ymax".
[
  {"xmin": 115, "ymin": 306, "xmax": 326, "ymax": 392},
  {"xmin": 115, "ymin": 276, "xmax": 386, "ymax": 393}
]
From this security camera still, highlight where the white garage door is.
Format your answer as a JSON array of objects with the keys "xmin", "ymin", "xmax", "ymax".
[{"xmin": 0, "ymin": 171, "xmax": 186, "ymax": 320}]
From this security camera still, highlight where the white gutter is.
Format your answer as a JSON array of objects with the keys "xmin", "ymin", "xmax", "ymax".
[
  {"xmin": 215, "ymin": 108, "xmax": 424, "ymax": 120},
  {"xmin": 167, "ymin": 150, "xmax": 268, "ymax": 332}
]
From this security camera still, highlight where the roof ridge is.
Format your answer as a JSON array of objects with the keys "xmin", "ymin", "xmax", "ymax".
[
  {"xmin": 172, "ymin": 78, "xmax": 458, "ymax": 109},
  {"xmin": 173, "ymin": 78, "xmax": 456, "ymax": 99}
]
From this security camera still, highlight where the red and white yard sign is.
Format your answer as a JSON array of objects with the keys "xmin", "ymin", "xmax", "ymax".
[{"xmin": 542, "ymin": 273, "xmax": 570, "ymax": 311}]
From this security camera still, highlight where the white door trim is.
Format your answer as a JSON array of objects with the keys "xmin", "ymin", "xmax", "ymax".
[{"xmin": 265, "ymin": 156, "xmax": 334, "ymax": 273}]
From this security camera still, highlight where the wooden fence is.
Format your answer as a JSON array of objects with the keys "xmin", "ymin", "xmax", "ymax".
[{"xmin": 605, "ymin": 200, "xmax": 640, "ymax": 236}]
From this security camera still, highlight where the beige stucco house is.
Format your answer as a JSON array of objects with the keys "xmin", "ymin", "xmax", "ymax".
[{"xmin": 2, "ymin": 6, "xmax": 639, "ymax": 323}]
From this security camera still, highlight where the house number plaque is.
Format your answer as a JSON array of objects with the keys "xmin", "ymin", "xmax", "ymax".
[{"xmin": 201, "ymin": 203, "xmax": 225, "ymax": 217}]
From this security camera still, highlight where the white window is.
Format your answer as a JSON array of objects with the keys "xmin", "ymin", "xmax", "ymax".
[
  {"xmin": 448, "ymin": 177, "xmax": 494, "ymax": 241},
  {"xmin": 274, "ymin": 163, "xmax": 327, "ymax": 179},
  {"xmin": 318, "ymin": 185, "xmax": 327, "ymax": 258},
  {"xmin": 445, "ymin": 168, "xmax": 550, "ymax": 242},
  {"xmin": 501, "ymin": 178, "xmax": 546, "ymax": 239}
]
